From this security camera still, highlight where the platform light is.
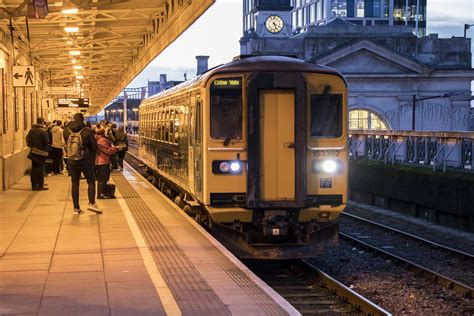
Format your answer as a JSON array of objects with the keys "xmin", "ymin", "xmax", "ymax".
[
  {"xmin": 62, "ymin": 8, "xmax": 79, "ymax": 14},
  {"xmin": 66, "ymin": 41, "xmax": 73, "ymax": 45},
  {"xmin": 69, "ymin": 51, "xmax": 80, "ymax": 56},
  {"xmin": 73, "ymin": 65, "xmax": 83, "ymax": 70},
  {"xmin": 64, "ymin": 27, "xmax": 79, "ymax": 33},
  {"xmin": 74, "ymin": 71, "xmax": 78, "ymax": 75},
  {"xmin": 76, "ymin": 75, "xmax": 84, "ymax": 79},
  {"xmin": 71, "ymin": 59, "xmax": 77, "ymax": 63}
]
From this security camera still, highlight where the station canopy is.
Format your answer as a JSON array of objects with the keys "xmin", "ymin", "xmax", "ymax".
[{"xmin": 0, "ymin": 0, "xmax": 215, "ymax": 114}]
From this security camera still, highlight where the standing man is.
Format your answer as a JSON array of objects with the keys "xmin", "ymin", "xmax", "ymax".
[
  {"xmin": 26, "ymin": 117, "xmax": 50, "ymax": 190},
  {"xmin": 65, "ymin": 113, "xmax": 102, "ymax": 215},
  {"xmin": 50, "ymin": 120, "xmax": 64, "ymax": 174}
]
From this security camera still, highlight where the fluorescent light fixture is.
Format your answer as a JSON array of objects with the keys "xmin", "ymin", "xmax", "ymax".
[
  {"xmin": 64, "ymin": 27, "xmax": 79, "ymax": 33},
  {"xmin": 71, "ymin": 59, "xmax": 77, "ymax": 63},
  {"xmin": 69, "ymin": 51, "xmax": 81, "ymax": 56},
  {"xmin": 66, "ymin": 41, "xmax": 73, "ymax": 45},
  {"xmin": 73, "ymin": 65, "xmax": 83, "ymax": 70},
  {"xmin": 62, "ymin": 8, "xmax": 79, "ymax": 14},
  {"xmin": 74, "ymin": 71, "xmax": 78, "ymax": 75},
  {"xmin": 76, "ymin": 75, "xmax": 84, "ymax": 79}
]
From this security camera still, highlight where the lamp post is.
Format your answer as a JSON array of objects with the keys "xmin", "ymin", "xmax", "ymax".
[
  {"xmin": 412, "ymin": 93, "xmax": 451, "ymax": 130},
  {"xmin": 111, "ymin": 109, "xmax": 116, "ymax": 121},
  {"xmin": 132, "ymin": 108, "xmax": 138, "ymax": 121},
  {"xmin": 105, "ymin": 110, "xmax": 110, "ymax": 121},
  {"xmin": 464, "ymin": 24, "xmax": 474, "ymax": 38},
  {"xmin": 118, "ymin": 109, "xmax": 123, "ymax": 123}
]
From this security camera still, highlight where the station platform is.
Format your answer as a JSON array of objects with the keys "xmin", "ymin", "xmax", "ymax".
[{"xmin": 0, "ymin": 164, "xmax": 298, "ymax": 315}]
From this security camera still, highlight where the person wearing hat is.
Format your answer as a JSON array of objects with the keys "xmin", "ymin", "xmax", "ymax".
[{"xmin": 26, "ymin": 117, "xmax": 50, "ymax": 190}]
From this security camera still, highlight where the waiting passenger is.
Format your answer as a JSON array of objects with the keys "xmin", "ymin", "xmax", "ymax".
[
  {"xmin": 50, "ymin": 120, "xmax": 65, "ymax": 174},
  {"xmin": 114, "ymin": 126, "xmax": 128, "ymax": 171},
  {"xmin": 95, "ymin": 128, "xmax": 118, "ymax": 199},
  {"xmin": 26, "ymin": 117, "xmax": 50, "ymax": 191},
  {"xmin": 65, "ymin": 113, "xmax": 101, "ymax": 215}
]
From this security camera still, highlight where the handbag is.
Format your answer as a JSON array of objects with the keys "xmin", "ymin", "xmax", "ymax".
[{"xmin": 31, "ymin": 147, "xmax": 49, "ymax": 157}]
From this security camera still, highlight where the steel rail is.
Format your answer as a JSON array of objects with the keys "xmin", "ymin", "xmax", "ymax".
[
  {"xmin": 342, "ymin": 212, "xmax": 474, "ymax": 259},
  {"xmin": 301, "ymin": 260, "xmax": 392, "ymax": 316},
  {"xmin": 339, "ymin": 232, "xmax": 473, "ymax": 299}
]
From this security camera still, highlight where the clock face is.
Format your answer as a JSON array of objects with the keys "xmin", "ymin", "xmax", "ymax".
[{"xmin": 265, "ymin": 15, "xmax": 284, "ymax": 34}]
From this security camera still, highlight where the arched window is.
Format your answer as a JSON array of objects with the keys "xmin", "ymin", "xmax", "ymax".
[{"xmin": 349, "ymin": 109, "xmax": 389, "ymax": 130}]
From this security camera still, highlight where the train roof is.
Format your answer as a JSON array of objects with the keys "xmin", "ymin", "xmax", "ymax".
[{"xmin": 140, "ymin": 55, "xmax": 346, "ymax": 107}]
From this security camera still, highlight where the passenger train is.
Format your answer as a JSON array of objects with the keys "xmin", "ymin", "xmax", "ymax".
[{"xmin": 138, "ymin": 55, "xmax": 348, "ymax": 259}]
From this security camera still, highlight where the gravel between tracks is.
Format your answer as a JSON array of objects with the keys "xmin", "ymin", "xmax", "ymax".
[{"xmin": 310, "ymin": 240, "xmax": 474, "ymax": 315}]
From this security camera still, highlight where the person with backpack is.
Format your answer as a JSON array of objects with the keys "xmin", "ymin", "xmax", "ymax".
[
  {"xmin": 114, "ymin": 126, "xmax": 129, "ymax": 171},
  {"xmin": 95, "ymin": 128, "xmax": 118, "ymax": 199},
  {"xmin": 64, "ymin": 113, "xmax": 102, "ymax": 215},
  {"xmin": 26, "ymin": 117, "xmax": 50, "ymax": 191}
]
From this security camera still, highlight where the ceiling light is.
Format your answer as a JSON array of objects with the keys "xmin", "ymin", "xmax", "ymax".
[
  {"xmin": 76, "ymin": 75, "xmax": 84, "ymax": 79},
  {"xmin": 66, "ymin": 41, "xmax": 73, "ymax": 45},
  {"xmin": 71, "ymin": 59, "xmax": 77, "ymax": 63},
  {"xmin": 69, "ymin": 51, "xmax": 81, "ymax": 56},
  {"xmin": 73, "ymin": 65, "xmax": 83, "ymax": 70},
  {"xmin": 64, "ymin": 27, "xmax": 79, "ymax": 33},
  {"xmin": 74, "ymin": 71, "xmax": 79, "ymax": 75},
  {"xmin": 62, "ymin": 8, "xmax": 79, "ymax": 14}
]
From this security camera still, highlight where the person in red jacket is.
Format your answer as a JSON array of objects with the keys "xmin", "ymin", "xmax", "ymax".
[{"xmin": 95, "ymin": 128, "xmax": 118, "ymax": 199}]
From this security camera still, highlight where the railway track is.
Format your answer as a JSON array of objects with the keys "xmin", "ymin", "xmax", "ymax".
[
  {"xmin": 339, "ymin": 225, "xmax": 474, "ymax": 298},
  {"xmin": 245, "ymin": 260, "xmax": 390, "ymax": 316}
]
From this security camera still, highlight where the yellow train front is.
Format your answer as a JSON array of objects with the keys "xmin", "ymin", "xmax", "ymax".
[{"xmin": 139, "ymin": 56, "xmax": 348, "ymax": 259}]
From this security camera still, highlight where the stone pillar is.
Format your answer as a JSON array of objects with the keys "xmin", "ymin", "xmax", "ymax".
[{"xmin": 196, "ymin": 56, "xmax": 209, "ymax": 75}]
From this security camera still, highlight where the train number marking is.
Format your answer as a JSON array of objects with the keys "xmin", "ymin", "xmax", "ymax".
[{"xmin": 313, "ymin": 150, "xmax": 340, "ymax": 158}]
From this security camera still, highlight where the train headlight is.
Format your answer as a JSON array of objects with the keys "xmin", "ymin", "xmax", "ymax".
[
  {"xmin": 230, "ymin": 162, "xmax": 241, "ymax": 172},
  {"xmin": 313, "ymin": 159, "xmax": 342, "ymax": 174},
  {"xmin": 219, "ymin": 162, "xmax": 230, "ymax": 173},
  {"xmin": 321, "ymin": 160, "xmax": 337, "ymax": 173},
  {"xmin": 213, "ymin": 160, "xmax": 244, "ymax": 175}
]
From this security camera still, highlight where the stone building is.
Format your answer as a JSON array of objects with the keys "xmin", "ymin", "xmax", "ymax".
[{"xmin": 241, "ymin": 1, "xmax": 473, "ymax": 131}]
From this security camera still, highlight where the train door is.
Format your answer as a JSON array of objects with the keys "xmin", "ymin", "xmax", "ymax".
[
  {"xmin": 193, "ymin": 97, "xmax": 203, "ymax": 197},
  {"xmin": 259, "ymin": 90, "xmax": 295, "ymax": 201}
]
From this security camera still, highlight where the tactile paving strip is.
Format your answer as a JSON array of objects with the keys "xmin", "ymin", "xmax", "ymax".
[
  {"xmin": 113, "ymin": 173, "xmax": 288, "ymax": 315},
  {"xmin": 112, "ymin": 174, "xmax": 231, "ymax": 315}
]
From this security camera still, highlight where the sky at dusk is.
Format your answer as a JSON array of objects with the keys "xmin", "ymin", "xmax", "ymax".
[{"xmin": 128, "ymin": 0, "xmax": 474, "ymax": 88}]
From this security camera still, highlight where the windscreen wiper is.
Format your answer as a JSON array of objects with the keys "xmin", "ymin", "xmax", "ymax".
[{"xmin": 223, "ymin": 111, "xmax": 242, "ymax": 147}]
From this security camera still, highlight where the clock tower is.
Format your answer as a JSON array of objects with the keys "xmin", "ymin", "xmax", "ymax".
[{"xmin": 244, "ymin": 0, "xmax": 293, "ymax": 38}]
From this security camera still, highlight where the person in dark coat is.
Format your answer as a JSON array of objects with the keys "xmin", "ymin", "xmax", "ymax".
[
  {"xmin": 64, "ymin": 113, "xmax": 102, "ymax": 215},
  {"xmin": 26, "ymin": 117, "xmax": 50, "ymax": 190},
  {"xmin": 114, "ymin": 126, "xmax": 129, "ymax": 171}
]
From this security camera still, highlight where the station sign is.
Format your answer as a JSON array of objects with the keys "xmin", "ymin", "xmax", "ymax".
[
  {"xmin": 13, "ymin": 65, "xmax": 36, "ymax": 87},
  {"xmin": 45, "ymin": 86, "xmax": 78, "ymax": 95},
  {"xmin": 58, "ymin": 98, "xmax": 89, "ymax": 108}
]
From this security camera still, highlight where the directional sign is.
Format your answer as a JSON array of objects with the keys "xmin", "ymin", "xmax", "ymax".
[
  {"xmin": 13, "ymin": 65, "xmax": 36, "ymax": 87},
  {"xmin": 58, "ymin": 98, "xmax": 89, "ymax": 108},
  {"xmin": 45, "ymin": 87, "xmax": 78, "ymax": 95}
]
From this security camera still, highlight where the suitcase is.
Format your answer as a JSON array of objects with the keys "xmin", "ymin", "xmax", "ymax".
[{"xmin": 105, "ymin": 183, "xmax": 116, "ymax": 198}]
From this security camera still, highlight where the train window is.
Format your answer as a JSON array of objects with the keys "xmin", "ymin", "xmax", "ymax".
[
  {"xmin": 310, "ymin": 93, "xmax": 342, "ymax": 138},
  {"xmin": 210, "ymin": 78, "xmax": 242, "ymax": 140}
]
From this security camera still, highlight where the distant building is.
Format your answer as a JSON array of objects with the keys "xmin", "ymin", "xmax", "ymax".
[
  {"xmin": 148, "ymin": 74, "xmax": 183, "ymax": 97},
  {"xmin": 241, "ymin": 1, "xmax": 473, "ymax": 131},
  {"xmin": 244, "ymin": 0, "xmax": 427, "ymax": 36}
]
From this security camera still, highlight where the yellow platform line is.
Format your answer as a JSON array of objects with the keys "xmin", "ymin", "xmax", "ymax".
[{"xmin": 116, "ymin": 190, "xmax": 182, "ymax": 316}]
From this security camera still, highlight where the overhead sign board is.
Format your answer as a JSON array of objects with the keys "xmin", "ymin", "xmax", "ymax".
[
  {"xmin": 13, "ymin": 65, "xmax": 36, "ymax": 87},
  {"xmin": 45, "ymin": 87, "xmax": 78, "ymax": 95},
  {"xmin": 58, "ymin": 98, "xmax": 89, "ymax": 108}
]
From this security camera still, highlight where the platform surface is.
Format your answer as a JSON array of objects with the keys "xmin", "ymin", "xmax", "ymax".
[{"xmin": 0, "ymin": 164, "xmax": 298, "ymax": 315}]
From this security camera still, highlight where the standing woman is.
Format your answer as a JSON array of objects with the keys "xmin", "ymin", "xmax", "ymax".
[
  {"xmin": 95, "ymin": 128, "xmax": 117, "ymax": 199},
  {"xmin": 114, "ymin": 126, "xmax": 129, "ymax": 171}
]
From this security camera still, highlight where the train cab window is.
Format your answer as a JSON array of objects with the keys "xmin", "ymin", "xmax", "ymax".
[
  {"xmin": 310, "ymin": 93, "xmax": 342, "ymax": 138},
  {"xmin": 210, "ymin": 78, "xmax": 242, "ymax": 140}
]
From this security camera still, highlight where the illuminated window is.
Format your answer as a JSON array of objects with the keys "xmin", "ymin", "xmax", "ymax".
[{"xmin": 349, "ymin": 109, "xmax": 389, "ymax": 130}]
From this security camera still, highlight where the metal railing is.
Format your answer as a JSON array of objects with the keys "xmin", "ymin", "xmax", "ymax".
[{"xmin": 349, "ymin": 130, "xmax": 474, "ymax": 172}]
